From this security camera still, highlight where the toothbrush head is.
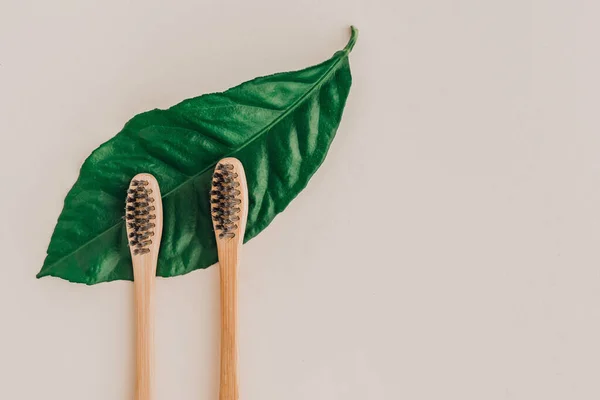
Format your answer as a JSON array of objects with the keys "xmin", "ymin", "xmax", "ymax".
[
  {"xmin": 125, "ymin": 174, "xmax": 162, "ymax": 256},
  {"xmin": 210, "ymin": 158, "xmax": 248, "ymax": 243}
]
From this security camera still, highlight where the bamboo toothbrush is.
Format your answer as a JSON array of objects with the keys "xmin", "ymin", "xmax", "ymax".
[
  {"xmin": 125, "ymin": 174, "xmax": 163, "ymax": 400},
  {"xmin": 211, "ymin": 158, "xmax": 249, "ymax": 400}
]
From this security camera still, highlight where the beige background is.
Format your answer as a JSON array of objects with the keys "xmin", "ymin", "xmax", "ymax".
[{"xmin": 1, "ymin": 0, "xmax": 599, "ymax": 399}]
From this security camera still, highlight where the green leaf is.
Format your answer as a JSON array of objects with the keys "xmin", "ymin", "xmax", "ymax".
[{"xmin": 37, "ymin": 27, "xmax": 357, "ymax": 285}]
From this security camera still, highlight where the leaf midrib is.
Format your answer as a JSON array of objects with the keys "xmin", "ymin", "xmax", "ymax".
[{"xmin": 43, "ymin": 46, "xmax": 351, "ymax": 272}]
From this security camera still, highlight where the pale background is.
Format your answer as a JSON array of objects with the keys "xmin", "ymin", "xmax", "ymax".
[{"xmin": 1, "ymin": 1, "xmax": 599, "ymax": 399}]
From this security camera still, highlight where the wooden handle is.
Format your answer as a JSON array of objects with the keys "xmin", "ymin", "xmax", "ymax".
[
  {"xmin": 126, "ymin": 173, "xmax": 163, "ymax": 400},
  {"xmin": 219, "ymin": 250, "xmax": 239, "ymax": 400},
  {"xmin": 134, "ymin": 267, "xmax": 155, "ymax": 400},
  {"xmin": 211, "ymin": 158, "xmax": 248, "ymax": 400}
]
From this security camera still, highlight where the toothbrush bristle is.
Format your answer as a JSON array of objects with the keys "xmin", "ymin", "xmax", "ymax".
[
  {"xmin": 125, "ymin": 179, "xmax": 156, "ymax": 255},
  {"xmin": 211, "ymin": 163, "xmax": 242, "ymax": 239}
]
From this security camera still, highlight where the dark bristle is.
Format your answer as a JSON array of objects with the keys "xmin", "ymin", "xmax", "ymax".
[
  {"xmin": 218, "ymin": 163, "xmax": 234, "ymax": 171},
  {"xmin": 211, "ymin": 163, "xmax": 242, "ymax": 240},
  {"xmin": 125, "ymin": 180, "xmax": 156, "ymax": 256}
]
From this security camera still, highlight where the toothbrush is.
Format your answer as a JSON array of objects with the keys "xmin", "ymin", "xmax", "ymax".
[
  {"xmin": 125, "ymin": 174, "xmax": 163, "ymax": 400},
  {"xmin": 211, "ymin": 158, "xmax": 249, "ymax": 400}
]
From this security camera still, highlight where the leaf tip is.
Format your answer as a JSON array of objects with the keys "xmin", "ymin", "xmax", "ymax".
[{"xmin": 36, "ymin": 266, "xmax": 48, "ymax": 279}]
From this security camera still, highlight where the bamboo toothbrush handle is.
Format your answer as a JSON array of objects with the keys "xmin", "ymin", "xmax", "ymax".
[
  {"xmin": 134, "ymin": 267, "xmax": 155, "ymax": 400},
  {"xmin": 212, "ymin": 158, "xmax": 248, "ymax": 400},
  {"xmin": 126, "ymin": 173, "xmax": 163, "ymax": 400},
  {"xmin": 219, "ymin": 251, "xmax": 239, "ymax": 400}
]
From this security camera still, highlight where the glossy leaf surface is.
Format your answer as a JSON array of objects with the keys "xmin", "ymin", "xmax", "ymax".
[{"xmin": 38, "ymin": 27, "xmax": 357, "ymax": 284}]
